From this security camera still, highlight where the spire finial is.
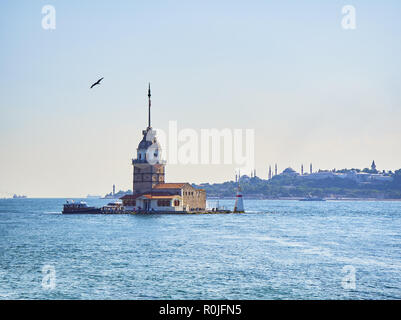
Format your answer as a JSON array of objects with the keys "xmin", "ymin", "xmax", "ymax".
[{"xmin": 147, "ymin": 83, "xmax": 151, "ymax": 128}]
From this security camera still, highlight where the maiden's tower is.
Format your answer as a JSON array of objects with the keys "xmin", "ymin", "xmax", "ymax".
[{"xmin": 121, "ymin": 84, "xmax": 206, "ymax": 212}]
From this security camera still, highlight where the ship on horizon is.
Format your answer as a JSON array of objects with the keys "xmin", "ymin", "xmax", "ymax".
[
  {"xmin": 12, "ymin": 194, "xmax": 27, "ymax": 199},
  {"xmin": 86, "ymin": 194, "xmax": 101, "ymax": 199}
]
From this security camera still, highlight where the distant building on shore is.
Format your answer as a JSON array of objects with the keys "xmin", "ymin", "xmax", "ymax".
[
  {"xmin": 280, "ymin": 167, "xmax": 299, "ymax": 177},
  {"xmin": 299, "ymin": 161, "xmax": 392, "ymax": 183},
  {"xmin": 267, "ymin": 160, "xmax": 393, "ymax": 183},
  {"xmin": 371, "ymin": 160, "xmax": 377, "ymax": 171}
]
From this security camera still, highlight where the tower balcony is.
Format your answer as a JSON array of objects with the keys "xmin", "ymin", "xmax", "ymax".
[{"xmin": 132, "ymin": 159, "xmax": 166, "ymax": 165}]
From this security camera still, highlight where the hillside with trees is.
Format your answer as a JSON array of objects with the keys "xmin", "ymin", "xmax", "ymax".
[{"xmin": 194, "ymin": 168, "xmax": 401, "ymax": 199}]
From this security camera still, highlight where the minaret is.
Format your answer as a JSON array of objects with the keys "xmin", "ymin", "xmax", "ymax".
[
  {"xmin": 275, "ymin": 164, "xmax": 278, "ymax": 176},
  {"xmin": 268, "ymin": 165, "xmax": 272, "ymax": 180},
  {"xmin": 301, "ymin": 164, "xmax": 304, "ymax": 175},
  {"xmin": 233, "ymin": 170, "xmax": 245, "ymax": 213},
  {"xmin": 310, "ymin": 163, "xmax": 312, "ymax": 174},
  {"xmin": 112, "ymin": 184, "xmax": 115, "ymax": 196}
]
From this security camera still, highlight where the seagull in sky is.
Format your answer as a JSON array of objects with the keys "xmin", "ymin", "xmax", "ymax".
[{"xmin": 90, "ymin": 77, "xmax": 104, "ymax": 89}]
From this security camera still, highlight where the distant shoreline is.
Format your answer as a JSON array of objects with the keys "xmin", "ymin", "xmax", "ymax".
[
  {"xmin": 207, "ymin": 197, "xmax": 401, "ymax": 201},
  {"xmin": 2, "ymin": 197, "xmax": 401, "ymax": 202}
]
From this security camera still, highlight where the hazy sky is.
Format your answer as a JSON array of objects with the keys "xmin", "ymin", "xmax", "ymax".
[{"xmin": 1, "ymin": 0, "xmax": 400, "ymax": 197}]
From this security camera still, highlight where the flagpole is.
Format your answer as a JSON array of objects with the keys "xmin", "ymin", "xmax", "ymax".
[{"xmin": 148, "ymin": 83, "xmax": 151, "ymax": 128}]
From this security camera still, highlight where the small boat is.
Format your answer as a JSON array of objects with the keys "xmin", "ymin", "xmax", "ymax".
[{"xmin": 62, "ymin": 200, "xmax": 101, "ymax": 214}]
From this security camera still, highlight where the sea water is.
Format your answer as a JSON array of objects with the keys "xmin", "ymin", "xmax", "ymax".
[{"xmin": 0, "ymin": 198, "xmax": 400, "ymax": 299}]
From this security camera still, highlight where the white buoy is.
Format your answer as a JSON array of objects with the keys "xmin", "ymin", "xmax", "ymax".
[{"xmin": 233, "ymin": 171, "xmax": 245, "ymax": 213}]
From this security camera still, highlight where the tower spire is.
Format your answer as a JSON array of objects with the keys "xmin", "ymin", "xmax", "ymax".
[{"xmin": 148, "ymin": 83, "xmax": 151, "ymax": 129}]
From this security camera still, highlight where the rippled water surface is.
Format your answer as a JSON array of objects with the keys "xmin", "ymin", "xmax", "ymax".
[{"xmin": 1, "ymin": 198, "xmax": 400, "ymax": 299}]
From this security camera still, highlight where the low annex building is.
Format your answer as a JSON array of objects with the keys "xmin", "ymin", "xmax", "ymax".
[
  {"xmin": 120, "ymin": 85, "xmax": 206, "ymax": 212},
  {"xmin": 121, "ymin": 183, "xmax": 206, "ymax": 212}
]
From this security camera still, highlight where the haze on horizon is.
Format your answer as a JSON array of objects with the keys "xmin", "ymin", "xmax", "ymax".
[{"xmin": 0, "ymin": 0, "xmax": 400, "ymax": 197}]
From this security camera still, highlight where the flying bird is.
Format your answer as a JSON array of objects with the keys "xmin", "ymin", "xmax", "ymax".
[{"xmin": 90, "ymin": 77, "xmax": 104, "ymax": 89}]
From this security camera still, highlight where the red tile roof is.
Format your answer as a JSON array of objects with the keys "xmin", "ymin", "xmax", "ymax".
[
  {"xmin": 120, "ymin": 191, "xmax": 179, "ymax": 200},
  {"xmin": 120, "ymin": 183, "xmax": 204, "ymax": 200},
  {"xmin": 143, "ymin": 194, "xmax": 180, "ymax": 200}
]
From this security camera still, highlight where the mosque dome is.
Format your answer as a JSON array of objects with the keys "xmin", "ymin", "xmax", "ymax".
[{"xmin": 282, "ymin": 167, "xmax": 299, "ymax": 176}]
